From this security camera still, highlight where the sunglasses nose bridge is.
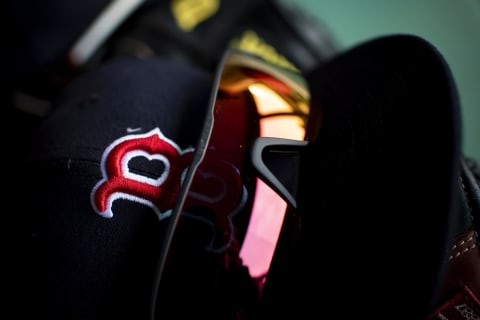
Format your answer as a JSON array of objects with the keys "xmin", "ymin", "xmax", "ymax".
[{"xmin": 251, "ymin": 137, "xmax": 308, "ymax": 209}]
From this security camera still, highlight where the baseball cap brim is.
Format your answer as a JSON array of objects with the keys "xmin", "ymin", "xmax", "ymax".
[{"xmin": 256, "ymin": 34, "xmax": 462, "ymax": 318}]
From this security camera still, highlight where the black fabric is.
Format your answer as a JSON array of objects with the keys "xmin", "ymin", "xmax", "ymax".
[
  {"xmin": 461, "ymin": 157, "xmax": 480, "ymax": 234},
  {"xmin": 2, "ymin": 0, "xmax": 337, "ymax": 102},
  {"xmin": 259, "ymin": 34, "xmax": 462, "ymax": 319},
  {"xmin": 109, "ymin": 0, "xmax": 337, "ymax": 73},
  {"xmin": 2, "ymin": 0, "xmax": 111, "ymax": 86}
]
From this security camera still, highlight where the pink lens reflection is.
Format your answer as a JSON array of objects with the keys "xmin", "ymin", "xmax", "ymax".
[{"xmin": 240, "ymin": 83, "xmax": 306, "ymax": 280}]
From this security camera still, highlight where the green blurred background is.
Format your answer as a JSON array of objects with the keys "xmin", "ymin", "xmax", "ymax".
[{"xmin": 286, "ymin": 0, "xmax": 480, "ymax": 162}]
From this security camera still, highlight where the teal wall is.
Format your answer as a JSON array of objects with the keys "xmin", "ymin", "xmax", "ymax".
[{"xmin": 286, "ymin": 0, "xmax": 480, "ymax": 162}]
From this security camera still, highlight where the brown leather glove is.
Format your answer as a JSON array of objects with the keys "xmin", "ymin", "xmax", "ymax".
[{"xmin": 429, "ymin": 157, "xmax": 480, "ymax": 319}]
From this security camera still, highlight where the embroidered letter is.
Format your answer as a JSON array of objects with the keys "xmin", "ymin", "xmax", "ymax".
[{"xmin": 91, "ymin": 128, "xmax": 193, "ymax": 220}]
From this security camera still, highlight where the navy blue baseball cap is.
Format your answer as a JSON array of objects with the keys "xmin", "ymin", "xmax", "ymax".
[
  {"xmin": 23, "ymin": 56, "xmax": 221, "ymax": 319},
  {"xmin": 21, "ymin": 33, "xmax": 463, "ymax": 320}
]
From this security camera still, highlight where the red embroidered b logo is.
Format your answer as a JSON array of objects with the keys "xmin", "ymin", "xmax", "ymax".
[{"xmin": 90, "ymin": 128, "xmax": 194, "ymax": 220}]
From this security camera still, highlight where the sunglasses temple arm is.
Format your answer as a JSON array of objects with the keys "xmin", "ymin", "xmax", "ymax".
[{"xmin": 251, "ymin": 137, "xmax": 308, "ymax": 209}]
